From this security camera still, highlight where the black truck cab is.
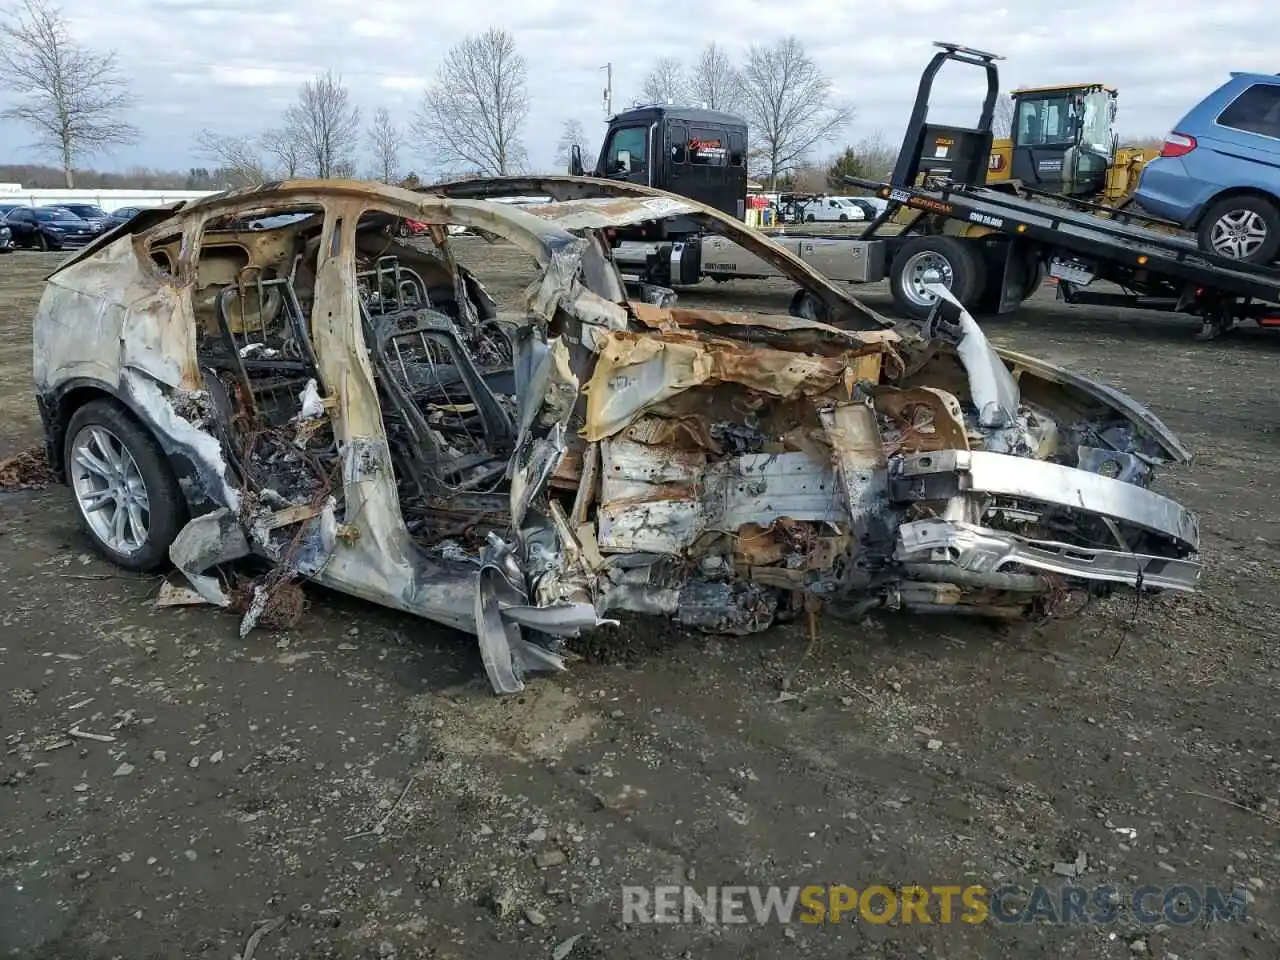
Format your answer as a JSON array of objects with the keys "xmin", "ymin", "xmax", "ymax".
[{"xmin": 571, "ymin": 105, "xmax": 749, "ymax": 239}]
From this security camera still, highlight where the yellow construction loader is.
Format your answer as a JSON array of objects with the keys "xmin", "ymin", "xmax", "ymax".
[{"xmin": 985, "ymin": 83, "xmax": 1159, "ymax": 207}]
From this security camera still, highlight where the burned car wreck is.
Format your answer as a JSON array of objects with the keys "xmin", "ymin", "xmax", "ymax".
[{"xmin": 32, "ymin": 177, "xmax": 1200, "ymax": 695}]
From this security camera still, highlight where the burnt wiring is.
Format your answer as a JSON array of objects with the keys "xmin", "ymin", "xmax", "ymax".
[
  {"xmin": 231, "ymin": 448, "xmax": 346, "ymax": 631},
  {"xmin": 1108, "ymin": 562, "xmax": 1149, "ymax": 661}
]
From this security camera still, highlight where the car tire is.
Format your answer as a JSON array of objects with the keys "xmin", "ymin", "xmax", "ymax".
[
  {"xmin": 805, "ymin": 214, "xmax": 815, "ymax": 222},
  {"xmin": 1197, "ymin": 194, "xmax": 1280, "ymax": 264},
  {"xmin": 37, "ymin": 232, "xmax": 48, "ymax": 251},
  {"xmin": 889, "ymin": 236, "xmax": 987, "ymax": 321},
  {"xmin": 839, "ymin": 214, "xmax": 848, "ymax": 222},
  {"xmin": 63, "ymin": 399, "xmax": 188, "ymax": 572}
]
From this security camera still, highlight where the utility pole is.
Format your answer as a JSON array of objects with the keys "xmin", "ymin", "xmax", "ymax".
[{"xmin": 600, "ymin": 63, "xmax": 612, "ymax": 116}]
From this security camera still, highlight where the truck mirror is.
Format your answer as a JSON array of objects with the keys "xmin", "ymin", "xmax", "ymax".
[{"xmin": 569, "ymin": 144, "xmax": 584, "ymax": 177}]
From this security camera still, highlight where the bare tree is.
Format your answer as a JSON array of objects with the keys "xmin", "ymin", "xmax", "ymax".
[
  {"xmin": 993, "ymin": 92, "xmax": 1016, "ymax": 139},
  {"xmin": 854, "ymin": 131, "xmax": 897, "ymax": 181},
  {"xmin": 366, "ymin": 107, "xmax": 402, "ymax": 183},
  {"xmin": 826, "ymin": 131, "xmax": 899, "ymax": 188},
  {"xmin": 689, "ymin": 43, "xmax": 741, "ymax": 112},
  {"xmin": 738, "ymin": 36, "xmax": 851, "ymax": 189},
  {"xmin": 194, "ymin": 130, "xmax": 269, "ymax": 187},
  {"xmin": 790, "ymin": 165, "xmax": 827, "ymax": 194},
  {"xmin": 411, "ymin": 27, "xmax": 529, "ymax": 176},
  {"xmin": 641, "ymin": 56, "xmax": 688, "ymax": 105},
  {"xmin": 260, "ymin": 127, "xmax": 301, "ymax": 178},
  {"xmin": 555, "ymin": 118, "xmax": 595, "ymax": 171},
  {"xmin": 282, "ymin": 70, "xmax": 361, "ymax": 179},
  {"xmin": 0, "ymin": 0, "xmax": 139, "ymax": 187},
  {"xmin": 1, "ymin": 160, "xmax": 194, "ymax": 188}
]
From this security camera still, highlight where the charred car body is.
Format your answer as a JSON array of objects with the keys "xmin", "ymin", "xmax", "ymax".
[{"xmin": 32, "ymin": 177, "xmax": 1200, "ymax": 695}]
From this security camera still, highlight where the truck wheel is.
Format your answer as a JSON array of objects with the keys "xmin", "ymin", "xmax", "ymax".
[
  {"xmin": 805, "ymin": 214, "xmax": 815, "ymax": 222},
  {"xmin": 889, "ymin": 236, "xmax": 986, "ymax": 321},
  {"xmin": 1197, "ymin": 195, "xmax": 1280, "ymax": 264},
  {"xmin": 1021, "ymin": 257, "xmax": 1048, "ymax": 301},
  {"xmin": 64, "ymin": 400, "xmax": 188, "ymax": 572}
]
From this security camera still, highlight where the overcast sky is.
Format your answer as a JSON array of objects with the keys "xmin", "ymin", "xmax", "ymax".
[{"xmin": 0, "ymin": 0, "xmax": 1274, "ymax": 176}]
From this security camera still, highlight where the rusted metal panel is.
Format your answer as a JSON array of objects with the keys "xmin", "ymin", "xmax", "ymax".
[{"xmin": 521, "ymin": 196, "xmax": 700, "ymax": 230}]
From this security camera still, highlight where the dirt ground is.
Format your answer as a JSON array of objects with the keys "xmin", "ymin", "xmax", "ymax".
[{"xmin": 2, "ymin": 240, "xmax": 1279, "ymax": 960}]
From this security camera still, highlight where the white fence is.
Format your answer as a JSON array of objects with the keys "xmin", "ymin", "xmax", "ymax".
[{"xmin": 0, "ymin": 184, "xmax": 216, "ymax": 213}]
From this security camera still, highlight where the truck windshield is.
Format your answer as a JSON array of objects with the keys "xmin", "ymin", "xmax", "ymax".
[
  {"xmin": 1079, "ymin": 89, "xmax": 1115, "ymax": 155},
  {"xmin": 1015, "ymin": 94, "xmax": 1077, "ymax": 147},
  {"xmin": 604, "ymin": 126, "xmax": 647, "ymax": 174}
]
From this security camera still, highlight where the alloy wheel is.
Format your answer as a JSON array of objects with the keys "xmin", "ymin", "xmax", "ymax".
[
  {"xmin": 68, "ymin": 424, "xmax": 151, "ymax": 555},
  {"xmin": 1209, "ymin": 209, "xmax": 1268, "ymax": 260}
]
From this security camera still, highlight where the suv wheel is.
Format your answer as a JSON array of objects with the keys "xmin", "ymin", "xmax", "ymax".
[
  {"xmin": 64, "ymin": 400, "xmax": 187, "ymax": 571},
  {"xmin": 1198, "ymin": 195, "xmax": 1280, "ymax": 264}
]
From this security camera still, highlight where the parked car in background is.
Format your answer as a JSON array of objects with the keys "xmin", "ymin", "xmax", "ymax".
[
  {"xmin": 0, "ymin": 201, "xmax": 26, "ymax": 218},
  {"xmin": 394, "ymin": 217, "xmax": 431, "ymax": 236},
  {"xmin": 852, "ymin": 195, "xmax": 889, "ymax": 217},
  {"xmin": 102, "ymin": 206, "xmax": 146, "ymax": 230},
  {"xmin": 0, "ymin": 220, "xmax": 13, "ymax": 253},
  {"xmin": 1134, "ymin": 72, "xmax": 1280, "ymax": 264},
  {"xmin": 47, "ymin": 203, "xmax": 110, "ymax": 235},
  {"xmin": 1, "ymin": 206, "xmax": 99, "ymax": 249},
  {"xmin": 839, "ymin": 197, "xmax": 881, "ymax": 220},
  {"xmin": 777, "ymin": 195, "xmax": 865, "ymax": 224},
  {"xmin": 803, "ymin": 196, "xmax": 866, "ymax": 222}
]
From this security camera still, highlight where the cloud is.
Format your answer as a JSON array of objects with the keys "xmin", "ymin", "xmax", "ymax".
[
  {"xmin": 207, "ymin": 66, "xmax": 300, "ymax": 88},
  {"xmin": 349, "ymin": 19, "xmax": 400, "ymax": 39},
  {"xmin": 377, "ymin": 76, "xmax": 427, "ymax": 93},
  {"xmin": 0, "ymin": 0, "xmax": 1272, "ymax": 175}
]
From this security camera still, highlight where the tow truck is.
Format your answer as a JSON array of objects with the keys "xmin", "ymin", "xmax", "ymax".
[{"xmin": 575, "ymin": 42, "xmax": 1280, "ymax": 340}]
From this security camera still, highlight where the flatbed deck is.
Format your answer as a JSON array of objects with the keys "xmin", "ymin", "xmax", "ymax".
[
  {"xmin": 608, "ymin": 40, "xmax": 1280, "ymax": 339},
  {"xmin": 869, "ymin": 178, "xmax": 1280, "ymax": 306}
]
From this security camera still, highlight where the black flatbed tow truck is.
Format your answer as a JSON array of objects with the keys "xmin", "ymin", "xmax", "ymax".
[
  {"xmin": 835, "ymin": 41, "xmax": 1280, "ymax": 338},
  {"xmin": 849, "ymin": 148, "xmax": 1280, "ymax": 338},
  {"xmin": 613, "ymin": 40, "xmax": 1280, "ymax": 340}
]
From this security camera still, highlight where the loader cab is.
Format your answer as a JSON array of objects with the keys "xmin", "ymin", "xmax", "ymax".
[
  {"xmin": 1009, "ymin": 83, "xmax": 1118, "ymax": 197},
  {"xmin": 570, "ymin": 105, "xmax": 748, "ymax": 238}
]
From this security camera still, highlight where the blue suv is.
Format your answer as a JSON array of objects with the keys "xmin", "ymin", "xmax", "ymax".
[{"xmin": 1134, "ymin": 72, "xmax": 1280, "ymax": 265}]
